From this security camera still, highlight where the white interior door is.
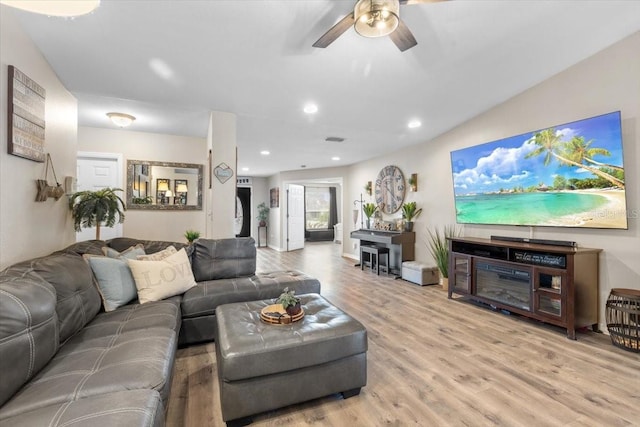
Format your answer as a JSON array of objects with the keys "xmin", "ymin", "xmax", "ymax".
[
  {"xmin": 287, "ymin": 184, "xmax": 305, "ymax": 251},
  {"xmin": 76, "ymin": 153, "xmax": 123, "ymax": 242}
]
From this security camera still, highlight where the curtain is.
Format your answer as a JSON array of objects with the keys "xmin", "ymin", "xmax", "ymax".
[{"xmin": 328, "ymin": 186, "xmax": 338, "ymax": 228}]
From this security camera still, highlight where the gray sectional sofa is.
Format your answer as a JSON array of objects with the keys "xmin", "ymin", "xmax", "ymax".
[{"xmin": 0, "ymin": 237, "xmax": 320, "ymax": 426}]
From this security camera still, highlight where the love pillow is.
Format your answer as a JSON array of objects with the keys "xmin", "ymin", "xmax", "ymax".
[{"xmin": 128, "ymin": 248, "xmax": 196, "ymax": 304}]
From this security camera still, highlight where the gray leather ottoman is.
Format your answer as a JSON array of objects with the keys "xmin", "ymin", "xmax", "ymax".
[{"xmin": 215, "ymin": 293, "xmax": 367, "ymax": 426}]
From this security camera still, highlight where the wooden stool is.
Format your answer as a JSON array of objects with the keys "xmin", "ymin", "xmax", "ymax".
[{"xmin": 360, "ymin": 245, "xmax": 389, "ymax": 275}]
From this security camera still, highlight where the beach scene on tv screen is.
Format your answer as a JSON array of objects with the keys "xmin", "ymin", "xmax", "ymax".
[{"xmin": 451, "ymin": 111, "xmax": 627, "ymax": 229}]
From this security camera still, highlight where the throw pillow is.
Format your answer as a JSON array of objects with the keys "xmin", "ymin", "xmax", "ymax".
[
  {"xmin": 128, "ymin": 248, "xmax": 197, "ymax": 304},
  {"xmin": 136, "ymin": 245, "xmax": 177, "ymax": 261},
  {"xmin": 102, "ymin": 244, "xmax": 146, "ymax": 259},
  {"xmin": 84, "ymin": 254, "xmax": 138, "ymax": 312}
]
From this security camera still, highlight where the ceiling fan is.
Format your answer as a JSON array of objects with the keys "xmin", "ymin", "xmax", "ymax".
[{"xmin": 312, "ymin": 0, "xmax": 445, "ymax": 52}]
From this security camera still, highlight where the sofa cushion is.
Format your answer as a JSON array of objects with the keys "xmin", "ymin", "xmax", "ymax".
[
  {"xmin": 181, "ymin": 270, "xmax": 321, "ymax": 319},
  {"xmin": 0, "ymin": 327, "xmax": 177, "ymax": 419},
  {"xmin": 191, "ymin": 237, "xmax": 256, "ymax": 281},
  {"xmin": 107, "ymin": 237, "xmax": 190, "ymax": 256},
  {"xmin": 69, "ymin": 298, "xmax": 181, "ymax": 343},
  {"xmin": 0, "ymin": 389, "xmax": 164, "ymax": 427},
  {"xmin": 4, "ymin": 252, "xmax": 102, "ymax": 344},
  {"xmin": 102, "ymin": 243, "xmax": 145, "ymax": 259},
  {"xmin": 84, "ymin": 255, "xmax": 138, "ymax": 312},
  {"xmin": 0, "ymin": 275, "xmax": 58, "ymax": 407},
  {"xmin": 57, "ymin": 240, "xmax": 106, "ymax": 256},
  {"xmin": 128, "ymin": 249, "xmax": 196, "ymax": 304},
  {"xmin": 136, "ymin": 245, "xmax": 177, "ymax": 261}
]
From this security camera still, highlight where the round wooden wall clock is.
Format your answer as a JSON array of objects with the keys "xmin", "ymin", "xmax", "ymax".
[{"xmin": 375, "ymin": 165, "xmax": 406, "ymax": 214}]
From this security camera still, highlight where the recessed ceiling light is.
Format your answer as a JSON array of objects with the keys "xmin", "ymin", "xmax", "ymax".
[
  {"xmin": 260, "ymin": 150, "xmax": 270, "ymax": 155},
  {"xmin": 332, "ymin": 156, "xmax": 340, "ymax": 161},
  {"xmin": 241, "ymin": 167, "xmax": 249, "ymax": 172},
  {"xmin": 408, "ymin": 120, "xmax": 422, "ymax": 129},
  {"xmin": 303, "ymin": 104, "xmax": 318, "ymax": 114}
]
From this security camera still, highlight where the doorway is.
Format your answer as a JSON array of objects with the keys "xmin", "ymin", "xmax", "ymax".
[
  {"xmin": 236, "ymin": 187, "xmax": 251, "ymax": 237},
  {"xmin": 286, "ymin": 184, "xmax": 305, "ymax": 251}
]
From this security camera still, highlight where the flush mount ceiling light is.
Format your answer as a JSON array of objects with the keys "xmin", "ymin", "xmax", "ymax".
[
  {"xmin": 106, "ymin": 112, "xmax": 136, "ymax": 128},
  {"xmin": 408, "ymin": 119, "xmax": 422, "ymax": 129},
  {"xmin": 354, "ymin": 0, "xmax": 400, "ymax": 38},
  {"xmin": 0, "ymin": 0, "xmax": 100, "ymax": 17},
  {"xmin": 303, "ymin": 104, "xmax": 318, "ymax": 114}
]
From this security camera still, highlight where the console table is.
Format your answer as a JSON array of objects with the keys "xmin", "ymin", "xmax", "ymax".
[
  {"xmin": 447, "ymin": 237, "xmax": 601, "ymax": 339},
  {"xmin": 350, "ymin": 229, "xmax": 415, "ymax": 276}
]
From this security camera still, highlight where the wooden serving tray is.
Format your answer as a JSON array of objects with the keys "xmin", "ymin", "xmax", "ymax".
[{"xmin": 260, "ymin": 303, "xmax": 304, "ymax": 325}]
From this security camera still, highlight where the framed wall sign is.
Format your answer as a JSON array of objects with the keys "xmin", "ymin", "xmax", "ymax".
[
  {"xmin": 7, "ymin": 66, "xmax": 46, "ymax": 162},
  {"xmin": 270, "ymin": 187, "xmax": 279, "ymax": 208}
]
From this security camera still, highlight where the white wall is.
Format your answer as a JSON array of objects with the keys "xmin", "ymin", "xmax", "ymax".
[
  {"xmin": 345, "ymin": 32, "xmax": 640, "ymax": 331},
  {"xmin": 0, "ymin": 7, "xmax": 78, "ymax": 269},
  {"xmin": 78, "ymin": 126, "xmax": 207, "ymax": 243}
]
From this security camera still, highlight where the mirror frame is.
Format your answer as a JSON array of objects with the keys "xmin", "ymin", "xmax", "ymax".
[{"xmin": 126, "ymin": 160, "xmax": 203, "ymax": 210}]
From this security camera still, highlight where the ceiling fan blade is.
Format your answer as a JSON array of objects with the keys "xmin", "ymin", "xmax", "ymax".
[
  {"xmin": 400, "ymin": 0, "xmax": 447, "ymax": 4},
  {"xmin": 312, "ymin": 12, "xmax": 355, "ymax": 48},
  {"xmin": 389, "ymin": 19, "xmax": 417, "ymax": 52}
]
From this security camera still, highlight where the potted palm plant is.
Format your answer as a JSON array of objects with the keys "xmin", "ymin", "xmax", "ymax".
[
  {"xmin": 69, "ymin": 187, "xmax": 126, "ymax": 240},
  {"xmin": 427, "ymin": 225, "xmax": 462, "ymax": 291},
  {"xmin": 257, "ymin": 202, "xmax": 270, "ymax": 226},
  {"xmin": 401, "ymin": 202, "xmax": 422, "ymax": 231},
  {"xmin": 362, "ymin": 203, "xmax": 377, "ymax": 229}
]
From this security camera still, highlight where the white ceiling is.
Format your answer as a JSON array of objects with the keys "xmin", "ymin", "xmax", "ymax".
[{"xmin": 9, "ymin": 0, "xmax": 640, "ymax": 177}]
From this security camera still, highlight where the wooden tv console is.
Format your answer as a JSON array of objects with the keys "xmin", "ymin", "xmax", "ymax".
[{"xmin": 447, "ymin": 237, "xmax": 601, "ymax": 339}]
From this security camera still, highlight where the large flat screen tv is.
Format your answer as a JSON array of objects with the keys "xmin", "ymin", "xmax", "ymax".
[{"xmin": 450, "ymin": 111, "xmax": 627, "ymax": 229}]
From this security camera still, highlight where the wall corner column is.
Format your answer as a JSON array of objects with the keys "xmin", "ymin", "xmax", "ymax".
[{"xmin": 206, "ymin": 111, "xmax": 237, "ymax": 238}]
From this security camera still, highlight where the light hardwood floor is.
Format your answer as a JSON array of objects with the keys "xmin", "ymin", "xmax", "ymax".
[{"xmin": 166, "ymin": 242, "xmax": 640, "ymax": 426}]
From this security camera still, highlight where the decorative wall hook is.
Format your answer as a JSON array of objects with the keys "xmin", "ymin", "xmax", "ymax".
[{"xmin": 35, "ymin": 153, "xmax": 65, "ymax": 202}]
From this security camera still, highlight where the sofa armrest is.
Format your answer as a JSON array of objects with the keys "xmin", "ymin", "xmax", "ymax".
[{"xmin": 191, "ymin": 238, "xmax": 256, "ymax": 281}]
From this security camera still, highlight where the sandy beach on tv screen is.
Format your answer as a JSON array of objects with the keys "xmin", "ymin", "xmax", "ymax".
[{"xmin": 549, "ymin": 189, "xmax": 627, "ymax": 228}]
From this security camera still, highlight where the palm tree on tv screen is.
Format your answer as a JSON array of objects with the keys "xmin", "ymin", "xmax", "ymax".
[{"xmin": 525, "ymin": 128, "xmax": 624, "ymax": 189}]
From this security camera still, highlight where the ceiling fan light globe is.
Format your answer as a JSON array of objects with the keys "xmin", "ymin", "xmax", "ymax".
[{"xmin": 354, "ymin": 0, "xmax": 400, "ymax": 38}]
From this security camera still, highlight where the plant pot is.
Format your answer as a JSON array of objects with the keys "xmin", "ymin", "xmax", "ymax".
[
  {"xmin": 365, "ymin": 218, "xmax": 371, "ymax": 229},
  {"xmin": 404, "ymin": 221, "xmax": 414, "ymax": 232},
  {"xmin": 440, "ymin": 276, "xmax": 449, "ymax": 292},
  {"xmin": 285, "ymin": 302, "xmax": 301, "ymax": 316},
  {"xmin": 259, "ymin": 220, "xmax": 267, "ymax": 227}
]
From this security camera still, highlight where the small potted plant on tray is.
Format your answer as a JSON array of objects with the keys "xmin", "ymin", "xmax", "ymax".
[{"xmin": 277, "ymin": 287, "xmax": 301, "ymax": 316}]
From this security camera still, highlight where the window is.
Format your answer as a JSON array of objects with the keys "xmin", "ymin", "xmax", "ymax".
[{"xmin": 305, "ymin": 187, "xmax": 330, "ymax": 229}]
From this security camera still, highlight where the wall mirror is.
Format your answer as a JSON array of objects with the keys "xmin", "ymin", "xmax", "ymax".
[{"xmin": 126, "ymin": 160, "xmax": 203, "ymax": 210}]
